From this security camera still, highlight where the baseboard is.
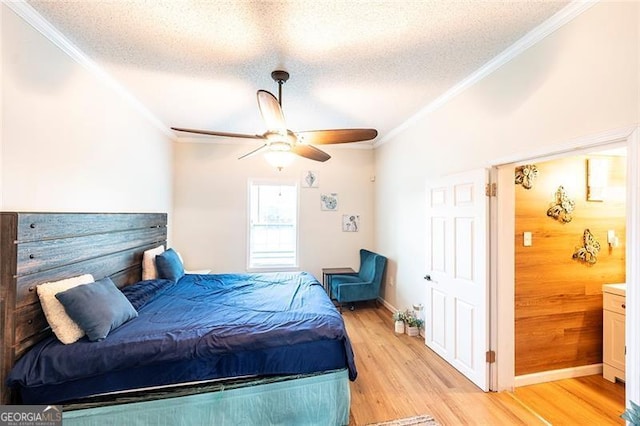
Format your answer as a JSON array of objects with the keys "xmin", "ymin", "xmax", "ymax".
[
  {"xmin": 514, "ymin": 364, "xmax": 603, "ymax": 387},
  {"xmin": 378, "ymin": 297, "xmax": 396, "ymax": 313}
]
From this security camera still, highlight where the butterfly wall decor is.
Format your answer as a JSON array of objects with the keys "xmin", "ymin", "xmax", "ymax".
[{"xmin": 572, "ymin": 228, "xmax": 601, "ymax": 264}]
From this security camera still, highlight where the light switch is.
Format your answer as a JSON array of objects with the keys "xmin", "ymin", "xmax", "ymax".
[{"xmin": 523, "ymin": 232, "xmax": 532, "ymax": 247}]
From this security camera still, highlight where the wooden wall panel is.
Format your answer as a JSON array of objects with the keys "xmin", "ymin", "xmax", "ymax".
[{"xmin": 515, "ymin": 155, "xmax": 626, "ymax": 376}]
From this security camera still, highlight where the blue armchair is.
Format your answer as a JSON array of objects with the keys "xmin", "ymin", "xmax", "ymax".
[{"xmin": 330, "ymin": 249, "xmax": 387, "ymax": 311}]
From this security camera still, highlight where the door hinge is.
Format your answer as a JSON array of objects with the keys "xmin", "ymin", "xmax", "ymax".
[
  {"xmin": 486, "ymin": 350, "xmax": 496, "ymax": 363},
  {"xmin": 485, "ymin": 183, "xmax": 497, "ymax": 197}
]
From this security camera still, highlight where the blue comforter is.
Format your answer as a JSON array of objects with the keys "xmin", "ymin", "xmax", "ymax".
[{"xmin": 8, "ymin": 272, "xmax": 356, "ymax": 403}]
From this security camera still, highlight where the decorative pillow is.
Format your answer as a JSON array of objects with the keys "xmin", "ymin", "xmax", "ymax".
[
  {"xmin": 142, "ymin": 245, "xmax": 165, "ymax": 280},
  {"xmin": 55, "ymin": 277, "xmax": 138, "ymax": 341},
  {"xmin": 36, "ymin": 274, "xmax": 94, "ymax": 344},
  {"xmin": 155, "ymin": 248, "xmax": 185, "ymax": 282}
]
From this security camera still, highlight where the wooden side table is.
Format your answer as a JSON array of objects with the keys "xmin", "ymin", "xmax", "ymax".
[{"xmin": 322, "ymin": 267, "xmax": 356, "ymax": 298}]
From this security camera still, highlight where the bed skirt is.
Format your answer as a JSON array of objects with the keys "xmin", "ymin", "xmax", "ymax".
[{"xmin": 62, "ymin": 369, "xmax": 350, "ymax": 426}]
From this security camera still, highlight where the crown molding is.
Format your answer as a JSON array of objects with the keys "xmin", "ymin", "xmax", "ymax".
[
  {"xmin": 375, "ymin": 0, "xmax": 599, "ymax": 148},
  {"xmin": 4, "ymin": 0, "xmax": 174, "ymax": 139}
]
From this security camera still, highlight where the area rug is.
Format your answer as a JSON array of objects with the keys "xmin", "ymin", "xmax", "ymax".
[{"xmin": 366, "ymin": 414, "xmax": 440, "ymax": 426}]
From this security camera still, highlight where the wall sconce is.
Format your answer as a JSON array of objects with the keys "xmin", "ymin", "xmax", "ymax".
[
  {"xmin": 607, "ymin": 229, "xmax": 619, "ymax": 248},
  {"xmin": 587, "ymin": 158, "xmax": 608, "ymax": 201}
]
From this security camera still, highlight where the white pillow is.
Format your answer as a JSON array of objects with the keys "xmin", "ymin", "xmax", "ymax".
[
  {"xmin": 37, "ymin": 274, "xmax": 94, "ymax": 344},
  {"xmin": 142, "ymin": 245, "xmax": 165, "ymax": 280}
]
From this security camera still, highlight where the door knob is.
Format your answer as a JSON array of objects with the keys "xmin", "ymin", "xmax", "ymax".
[{"xmin": 424, "ymin": 275, "xmax": 438, "ymax": 283}]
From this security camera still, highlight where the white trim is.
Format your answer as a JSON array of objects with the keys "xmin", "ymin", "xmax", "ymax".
[
  {"xmin": 488, "ymin": 167, "xmax": 498, "ymax": 391},
  {"xmin": 378, "ymin": 297, "xmax": 397, "ymax": 314},
  {"xmin": 491, "ymin": 165, "xmax": 516, "ymax": 391},
  {"xmin": 4, "ymin": 1, "xmax": 173, "ymax": 139},
  {"xmin": 625, "ymin": 127, "xmax": 640, "ymax": 407},
  {"xmin": 514, "ymin": 364, "xmax": 603, "ymax": 387},
  {"xmin": 245, "ymin": 266, "xmax": 301, "ymax": 273},
  {"xmin": 376, "ymin": 0, "xmax": 598, "ymax": 147},
  {"xmin": 491, "ymin": 125, "xmax": 637, "ymax": 167}
]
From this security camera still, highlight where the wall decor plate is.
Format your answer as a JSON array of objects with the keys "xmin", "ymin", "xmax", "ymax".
[
  {"xmin": 321, "ymin": 193, "xmax": 338, "ymax": 211},
  {"xmin": 302, "ymin": 170, "xmax": 319, "ymax": 188},
  {"xmin": 342, "ymin": 215, "xmax": 360, "ymax": 232}
]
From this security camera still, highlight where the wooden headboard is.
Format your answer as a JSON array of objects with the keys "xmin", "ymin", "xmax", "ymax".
[{"xmin": 0, "ymin": 212, "xmax": 167, "ymax": 404}]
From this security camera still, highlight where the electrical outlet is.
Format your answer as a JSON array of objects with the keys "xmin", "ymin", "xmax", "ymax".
[{"xmin": 523, "ymin": 232, "xmax": 532, "ymax": 247}]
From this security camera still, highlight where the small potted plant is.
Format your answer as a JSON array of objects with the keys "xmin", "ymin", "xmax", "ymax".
[
  {"xmin": 392, "ymin": 310, "xmax": 405, "ymax": 334},
  {"xmin": 622, "ymin": 400, "xmax": 640, "ymax": 425},
  {"xmin": 404, "ymin": 313, "xmax": 424, "ymax": 337}
]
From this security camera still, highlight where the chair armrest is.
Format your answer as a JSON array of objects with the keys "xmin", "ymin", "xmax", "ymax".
[{"xmin": 330, "ymin": 274, "xmax": 360, "ymax": 284}]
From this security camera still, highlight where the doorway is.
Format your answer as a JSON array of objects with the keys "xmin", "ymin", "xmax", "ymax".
[
  {"xmin": 490, "ymin": 126, "xmax": 640, "ymax": 409},
  {"xmin": 512, "ymin": 149, "xmax": 626, "ymax": 383}
]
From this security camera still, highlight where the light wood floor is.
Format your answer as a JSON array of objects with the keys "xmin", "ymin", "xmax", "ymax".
[{"xmin": 342, "ymin": 305, "xmax": 625, "ymax": 425}]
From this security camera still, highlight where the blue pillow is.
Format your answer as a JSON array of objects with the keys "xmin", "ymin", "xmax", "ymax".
[
  {"xmin": 155, "ymin": 248, "xmax": 185, "ymax": 282},
  {"xmin": 121, "ymin": 279, "xmax": 175, "ymax": 310},
  {"xmin": 55, "ymin": 277, "xmax": 138, "ymax": 341}
]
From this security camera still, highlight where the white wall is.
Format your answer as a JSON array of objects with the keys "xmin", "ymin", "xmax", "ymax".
[
  {"xmin": 173, "ymin": 141, "xmax": 374, "ymax": 281},
  {"xmin": 0, "ymin": 5, "xmax": 172, "ymax": 215},
  {"xmin": 375, "ymin": 1, "xmax": 639, "ymax": 310}
]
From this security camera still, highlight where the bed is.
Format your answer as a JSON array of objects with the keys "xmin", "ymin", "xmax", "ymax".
[{"xmin": 0, "ymin": 212, "xmax": 356, "ymax": 425}]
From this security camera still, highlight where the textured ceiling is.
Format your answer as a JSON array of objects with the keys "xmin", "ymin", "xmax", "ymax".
[{"xmin": 26, "ymin": 0, "xmax": 571, "ymax": 144}]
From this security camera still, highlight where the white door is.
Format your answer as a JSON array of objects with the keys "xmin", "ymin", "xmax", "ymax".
[{"xmin": 425, "ymin": 168, "xmax": 490, "ymax": 391}]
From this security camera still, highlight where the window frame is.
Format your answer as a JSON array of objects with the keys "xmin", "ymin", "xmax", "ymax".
[{"xmin": 246, "ymin": 178, "xmax": 300, "ymax": 272}]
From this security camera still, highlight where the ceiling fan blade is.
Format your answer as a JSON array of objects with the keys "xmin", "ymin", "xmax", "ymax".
[
  {"xmin": 171, "ymin": 127, "xmax": 263, "ymax": 140},
  {"xmin": 291, "ymin": 144, "xmax": 331, "ymax": 162},
  {"xmin": 238, "ymin": 144, "xmax": 269, "ymax": 160},
  {"xmin": 296, "ymin": 128, "xmax": 378, "ymax": 145},
  {"xmin": 257, "ymin": 90, "xmax": 286, "ymax": 131}
]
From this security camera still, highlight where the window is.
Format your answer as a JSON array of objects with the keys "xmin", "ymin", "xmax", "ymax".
[{"xmin": 248, "ymin": 180, "xmax": 298, "ymax": 269}]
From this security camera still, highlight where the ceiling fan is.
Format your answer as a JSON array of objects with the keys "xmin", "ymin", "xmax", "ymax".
[{"xmin": 171, "ymin": 70, "xmax": 378, "ymax": 169}]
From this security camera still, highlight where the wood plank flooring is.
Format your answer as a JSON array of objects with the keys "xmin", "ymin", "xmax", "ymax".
[
  {"xmin": 512, "ymin": 375, "xmax": 625, "ymax": 425},
  {"xmin": 343, "ymin": 305, "xmax": 625, "ymax": 425}
]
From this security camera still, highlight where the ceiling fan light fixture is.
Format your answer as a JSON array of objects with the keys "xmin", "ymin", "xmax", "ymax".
[
  {"xmin": 268, "ymin": 140, "xmax": 291, "ymax": 152},
  {"xmin": 264, "ymin": 150, "xmax": 295, "ymax": 171}
]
